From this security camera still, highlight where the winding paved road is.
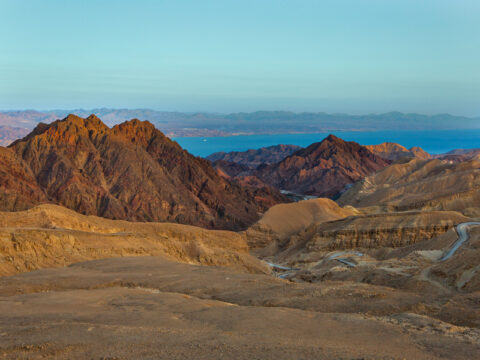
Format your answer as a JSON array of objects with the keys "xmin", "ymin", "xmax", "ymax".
[
  {"xmin": 329, "ymin": 251, "xmax": 363, "ymax": 267},
  {"xmin": 266, "ymin": 221, "xmax": 480, "ymax": 277},
  {"xmin": 265, "ymin": 261, "xmax": 299, "ymax": 271},
  {"xmin": 439, "ymin": 222, "xmax": 480, "ymax": 261}
]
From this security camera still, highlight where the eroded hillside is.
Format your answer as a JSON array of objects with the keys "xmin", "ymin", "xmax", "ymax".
[
  {"xmin": 0, "ymin": 204, "xmax": 268, "ymax": 276},
  {"xmin": 338, "ymin": 158, "xmax": 480, "ymax": 217}
]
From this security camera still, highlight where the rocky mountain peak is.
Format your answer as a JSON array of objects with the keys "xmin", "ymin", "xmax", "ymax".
[
  {"xmin": 1, "ymin": 114, "xmax": 285, "ymax": 230},
  {"xmin": 255, "ymin": 135, "xmax": 390, "ymax": 198}
]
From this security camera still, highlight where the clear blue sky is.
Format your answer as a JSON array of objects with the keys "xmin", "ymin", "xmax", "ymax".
[{"xmin": 1, "ymin": 0, "xmax": 479, "ymax": 115}]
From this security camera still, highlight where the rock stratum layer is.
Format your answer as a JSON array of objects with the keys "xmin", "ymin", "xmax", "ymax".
[
  {"xmin": 303, "ymin": 211, "xmax": 470, "ymax": 251},
  {"xmin": 1, "ymin": 114, "xmax": 286, "ymax": 230}
]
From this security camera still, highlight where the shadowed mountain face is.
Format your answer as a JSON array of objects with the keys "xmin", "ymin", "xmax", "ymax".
[
  {"xmin": 210, "ymin": 160, "xmax": 252, "ymax": 178},
  {"xmin": 3, "ymin": 114, "xmax": 286, "ymax": 230},
  {"xmin": 0, "ymin": 147, "xmax": 48, "ymax": 210},
  {"xmin": 254, "ymin": 135, "xmax": 391, "ymax": 198},
  {"xmin": 207, "ymin": 144, "xmax": 302, "ymax": 168}
]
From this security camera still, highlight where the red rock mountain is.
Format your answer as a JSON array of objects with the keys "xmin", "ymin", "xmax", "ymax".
[
  {"xmin": 3, "ymin": 114, "xmax": 286, "ymax": 230},
  {"xmin": 255, "ymin": 135, "xmax": 391, "ymax": 198}
]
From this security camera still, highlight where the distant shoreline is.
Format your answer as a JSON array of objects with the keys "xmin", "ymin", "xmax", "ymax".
[{"xmin": 173, "ymin": 129, "xmax": 480, "ymax": 157}]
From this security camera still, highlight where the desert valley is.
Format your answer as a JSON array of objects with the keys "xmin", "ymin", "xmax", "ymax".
[
  {"xmin": 0, "ymin": 114, "xmax": 478, "ymax": 359},
  {"xmin": 2, "ymin": 1, "xmax": 480, "ymax": 357}
]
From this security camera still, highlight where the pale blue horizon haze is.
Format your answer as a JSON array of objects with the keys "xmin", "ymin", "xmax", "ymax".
[{"xmin": 1, "ymin": 0, "xmax": 479, "ymax": 116}]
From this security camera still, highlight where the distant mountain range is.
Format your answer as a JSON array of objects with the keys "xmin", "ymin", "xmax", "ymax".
[
  {"xmin": 0, "ymin": 125, "xmax": 29, "ymax": 146},
  {"xmin": 1, "ymin": 109, "xmax": 479, "ymax": 145}
]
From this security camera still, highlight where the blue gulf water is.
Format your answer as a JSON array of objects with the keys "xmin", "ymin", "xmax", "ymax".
[{"xmin": 173, "ymin": 130, "xmax": 480, "ymax": 158}]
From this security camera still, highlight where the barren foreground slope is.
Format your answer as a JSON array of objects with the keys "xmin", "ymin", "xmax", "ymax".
[{"xmin": 0, "ymin": 256, "xmax": 479, "ymax": 359}]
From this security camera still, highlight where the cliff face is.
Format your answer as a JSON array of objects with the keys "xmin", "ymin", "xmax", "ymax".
[
  {"xmin": 3, "ymin": 114, "xmax": 286, "ymax": 230},
  {"xmin": 255, "ymin": 135, "xmax": 391, "ymax": 198},
  {"xmin": 300, "ymin": 210, "xmax": 470, "ymax": 254}
]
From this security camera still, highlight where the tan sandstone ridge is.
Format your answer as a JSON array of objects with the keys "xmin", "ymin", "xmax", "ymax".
[
  {"xmin": 0, "ymin": 204, "xmax": 268, "ymax": 276},
  {"xmin": 338, "ymin": 157, "xmax": 480, "ymax": 217},
  {"xmin": 365, "ymin": 142, "xmax": 431, "ymax": 161},
  {"xmin": 302, "ymin": 210, "xmax": 470, "ymax": 251}
]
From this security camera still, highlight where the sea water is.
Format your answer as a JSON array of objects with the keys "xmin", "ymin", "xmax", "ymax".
[{"xmin": 173, "ymin": 129, "xmax": 480, "ymax": 158}]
